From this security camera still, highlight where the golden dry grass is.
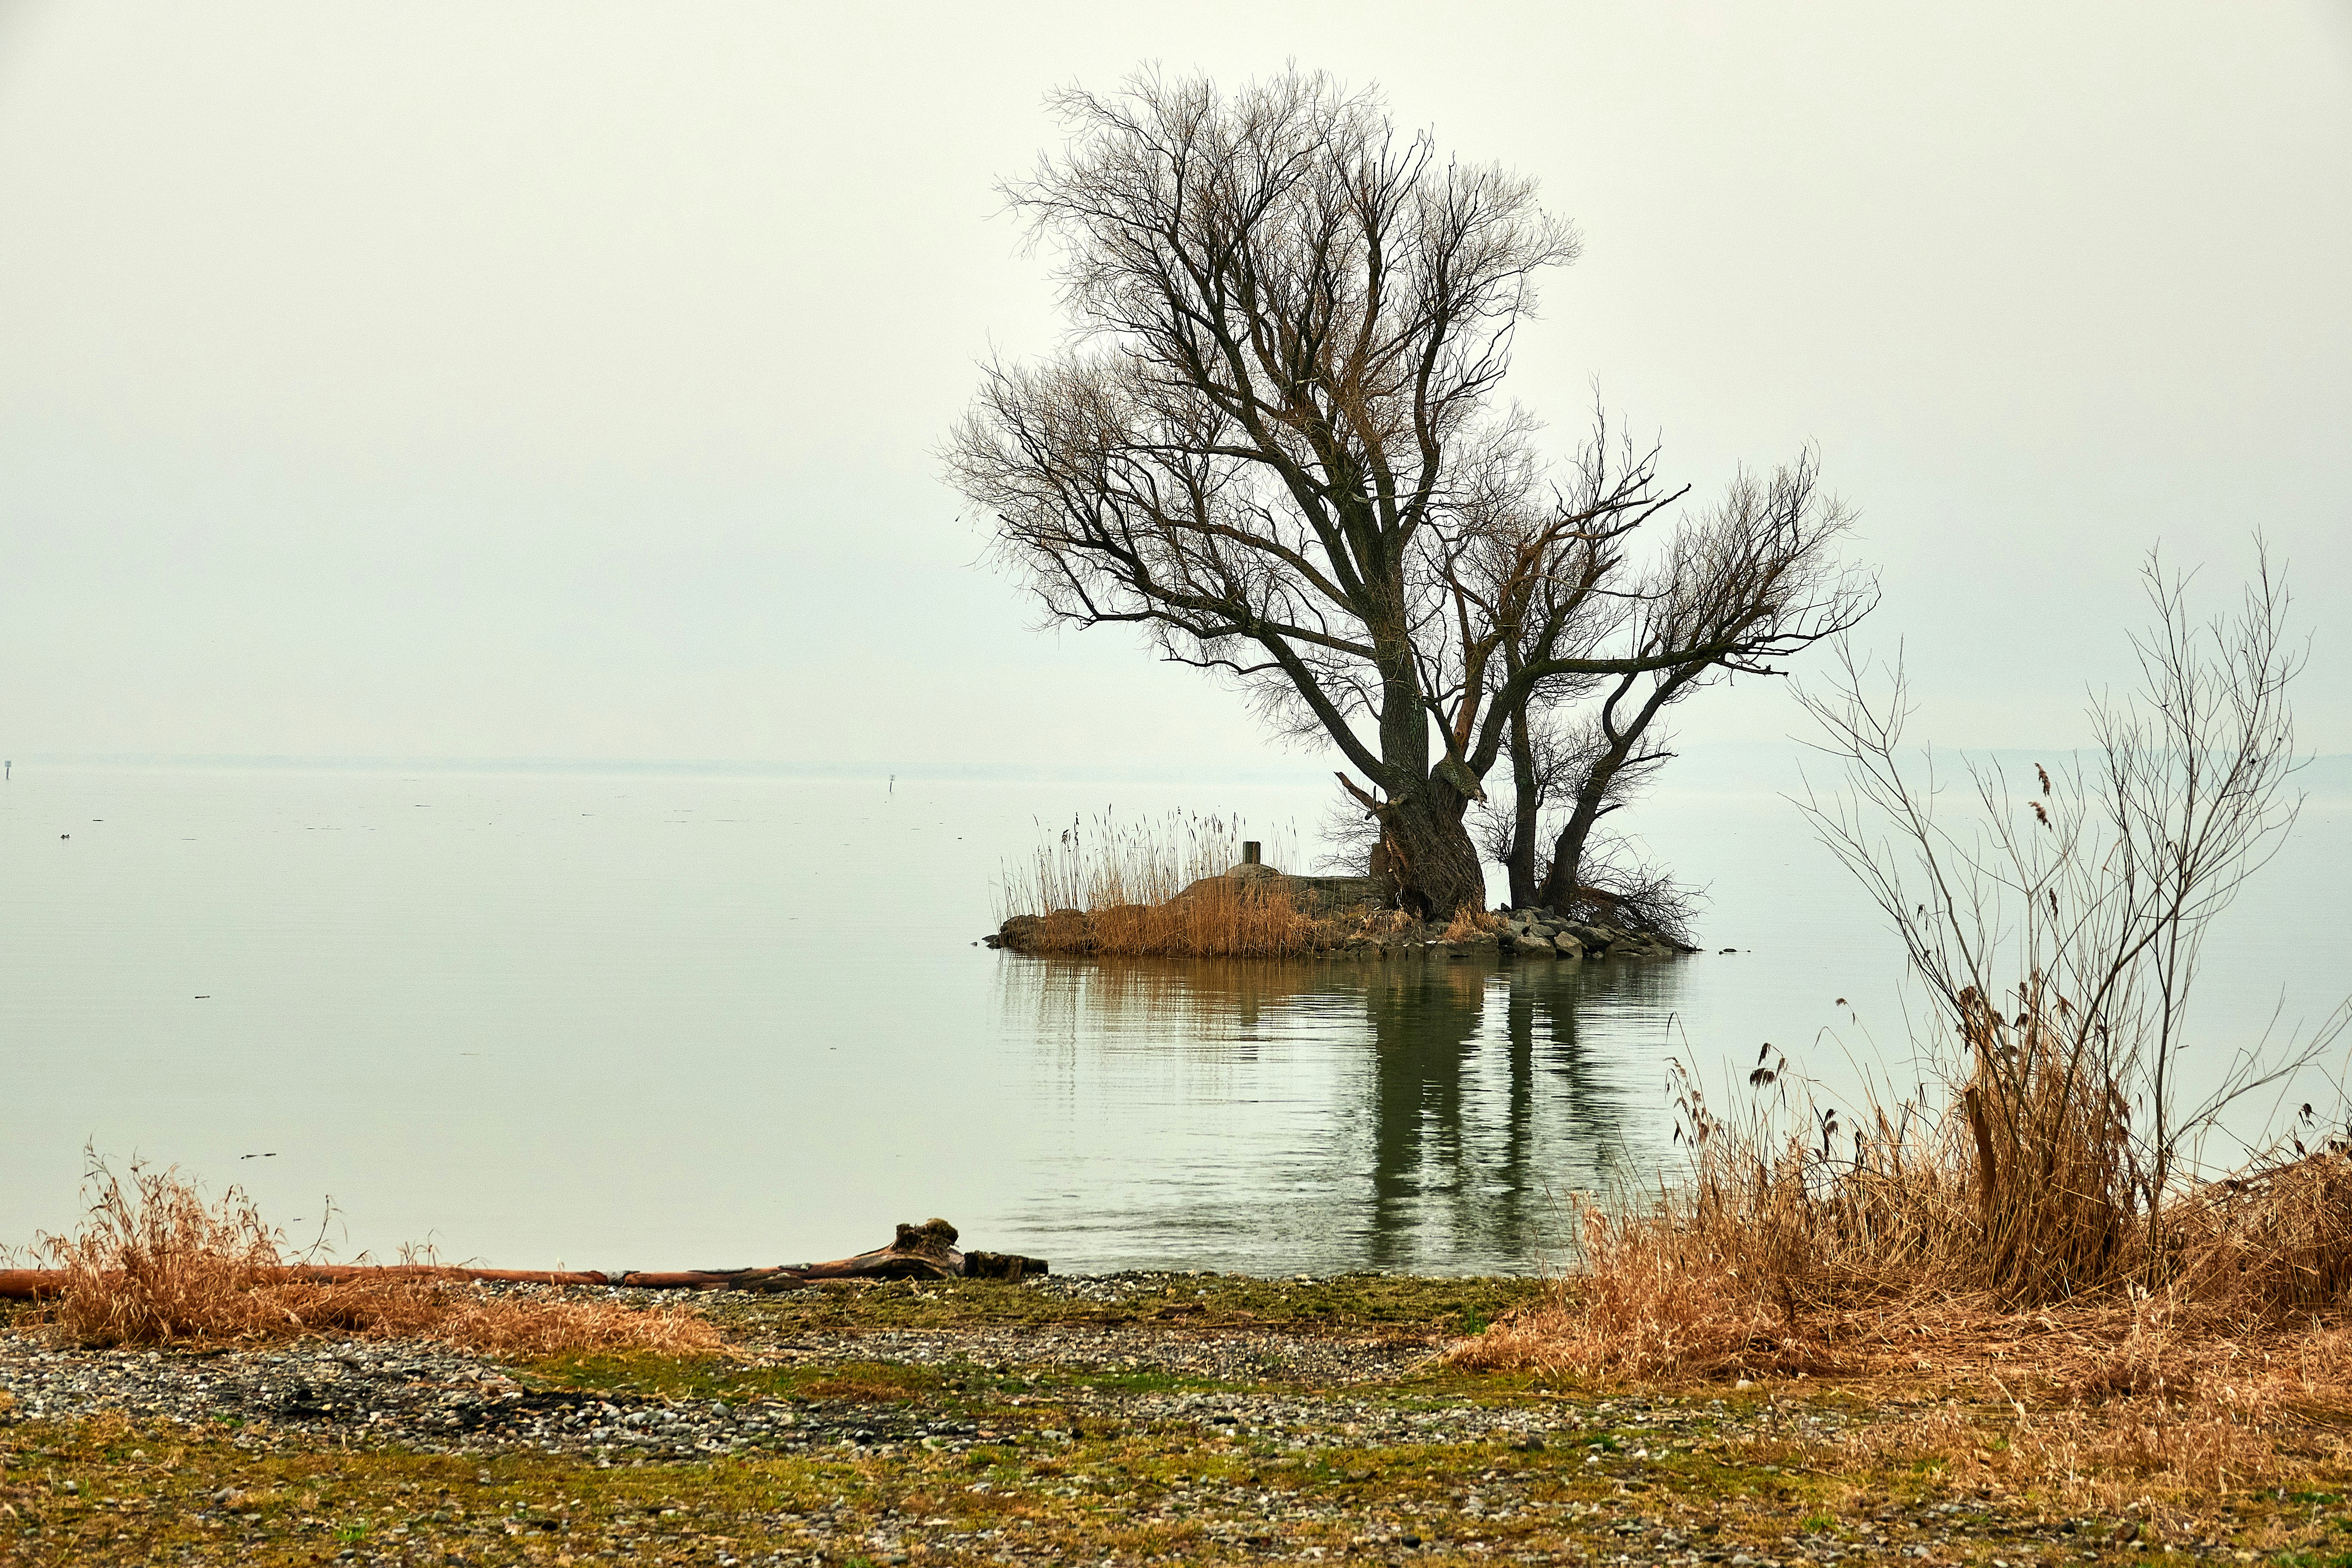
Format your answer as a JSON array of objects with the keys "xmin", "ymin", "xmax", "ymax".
[
  {"xmin": 1459, "ymin": 985, "xmax": 2352, "ymax": 1375},
  {"xmin": 1437, "ymin": 906, "xmax": 1501, "ymax": 943},
  {"xmin": 999, "ymin": 811, "xmax": 1332, "ymax": 957},
  {"xmin": 1066, "ymin": 878, "xmax": 1326, "ymax": 957},
  {"xmin": 1455, "ymin": 1238, "xmax": 2352, "ymax": 1506},
  {"xmin": 28, "ymin": 1161, "xmax": 722, "ymax": 1358},
  {"xmin": 1448, "ymin": 992, "xmax": 2352, "ymax": 1502}
]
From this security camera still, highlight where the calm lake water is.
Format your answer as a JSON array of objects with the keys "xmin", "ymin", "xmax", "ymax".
[{"xmin": 3, "ymin": 753, "xmax": 2346, "ymax": 1276}]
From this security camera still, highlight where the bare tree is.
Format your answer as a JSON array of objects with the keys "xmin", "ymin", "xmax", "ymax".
[
  {"xmin": 1419, "ymin": 414, "xmax": 1672, "ymax": 906},
  {"xmin": 1797, "ymin": 543, "xmax": 2347, "ymax": 1281},
  {"xmin": 1448, "ymin": 450, "xmax": 1871, "ymax": 911},
  {"xmin": 952, "ymin": 70, "xmax": 1855, "ymax": 917},
  {"xmin": 1520, "ymin": 454, "xmax": 1870, "ymax": 910},
  {"xmin": 1471, "ymin": 712, "xmax": 1677, "ymax": 913}
]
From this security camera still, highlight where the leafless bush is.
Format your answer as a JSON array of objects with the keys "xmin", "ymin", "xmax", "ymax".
[
  {"xmin": 1314, "ymin": 787, "xmax": 1381, "ymax": 878},
  {"xmin": 1796, "ymin": 542, "xmax": 2345, "ymax": 1273},
  {"xmin": 1456, "ymin": 542, "xmax": 2350, "ymax": 1387}
]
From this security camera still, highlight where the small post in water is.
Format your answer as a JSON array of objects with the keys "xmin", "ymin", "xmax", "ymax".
[{"xmin": 1241, "ymin": 840, "xmax": 1261, "ymax": 865}]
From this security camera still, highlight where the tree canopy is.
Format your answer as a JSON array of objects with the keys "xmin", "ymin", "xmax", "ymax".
[{"xmin": 951, "ymin": 69, "xmax": 1874, "ymax": 916}]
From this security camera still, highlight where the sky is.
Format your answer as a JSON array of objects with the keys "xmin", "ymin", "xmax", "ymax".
[{"xmin": 1, "ymin": 2, "xmax": 2346, "ymax": 775}]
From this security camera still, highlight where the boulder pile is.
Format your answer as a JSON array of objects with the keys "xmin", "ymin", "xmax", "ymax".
[{"xmin": 1492, "ymin": 906, "xmax": 1694, "ymax": 962}]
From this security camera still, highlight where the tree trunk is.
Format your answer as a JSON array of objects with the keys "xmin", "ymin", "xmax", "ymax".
[
  {"xmin": 1504, "ymin": 711, "xmax": 1541, "ymax": 908},
  {"xmin": 1532, "ymin": 785, "xmax": 1607, "ymax": 913},
  {"xmin": 1384, "ymin": 785, "xmax": 1487, "ymax": 918},
  {"xmin": 1531, "ymin": 671, "xmax": 1695, "ymax": 913}
]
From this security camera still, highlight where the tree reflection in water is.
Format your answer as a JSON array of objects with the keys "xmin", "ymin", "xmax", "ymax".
[{"xmin": 994, "ymin": 955, "xmax": 1687, "ymax": 1274}]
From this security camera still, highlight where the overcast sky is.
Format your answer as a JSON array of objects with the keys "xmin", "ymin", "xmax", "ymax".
[{"xmin": 2, "ymin": 2, "xmax": 2346, "ymax": 772}]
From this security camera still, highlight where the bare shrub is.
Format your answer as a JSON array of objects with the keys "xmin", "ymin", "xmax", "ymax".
[
  {"xmin": 39, "ymin": 1157, "xmax": 291, "ymax": 1348},
  {"xmin": 1455, "ymin": 544, "xmax": 2351, "ymax": 1396},
  {"xmin": 1786, "ymin": 543, "xmax": 2348, "ymax": 1299},
  {"xmin": 1557, "ymin": 835, "xmax": 1702, "ymax": 945},
  {"xmin": 34, "ymin": 1158, "xmax": 722, "ymax": 1357}
]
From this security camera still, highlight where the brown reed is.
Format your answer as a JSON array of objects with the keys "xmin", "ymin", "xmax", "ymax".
[
  {"xmin": 1449, "ymin": 995, "xmax": 2352, "ymax": 1389},
  {"xmin": 1454, "ymin": 551, "xmax": 2352, "ymax": 1497},
  {"xmin": 31, "ymin": 1160, "xmax": 722, "ymax": 1357},
  {"xmin": 997, "ymin": 810, "xmax": 1330, "ymax": 957}
]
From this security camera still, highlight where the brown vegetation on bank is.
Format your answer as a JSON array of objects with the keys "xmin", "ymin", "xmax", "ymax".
[
  {"xmin": 994, "ymin": 812, "xmax": 1342, "ymax": 957},
  {"xmin": 1447, "ymin": 1006, "xmax": 2352, "ymax": 1503},
  {"xmin": 1010, "ymin": 879, "xmax": 1331, "ymax": 959},
  {"xmin": 17, "ymin": 1161, "xmax": 721, "ymax": 1357},
  {"xmin": 1453, "ymin": 548, "xmax": 2352, "ymax": 1504}
]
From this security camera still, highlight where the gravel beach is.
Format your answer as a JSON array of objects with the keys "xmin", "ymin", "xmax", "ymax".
[{"xmin": 3, "ymin": 1274, "xmax": 2344, "ymax": 1565}]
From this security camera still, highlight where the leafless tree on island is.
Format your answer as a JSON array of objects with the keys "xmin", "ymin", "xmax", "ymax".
[
  {"xmin": 1486, "ymin": 453, "xmax": 1873, "ymax": 916},
  {"xmin": 950, "ymin": 68, "xmax": 1874, "ymax": 917}
]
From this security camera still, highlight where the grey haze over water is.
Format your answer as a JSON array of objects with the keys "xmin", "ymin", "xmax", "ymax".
[
  {"xmin": 0, "ymin": 4, "xmax": 2345, "ymax": 775},
  {"xmin": 4, "ymin": 748, "xmax": 2343, "ymax": 1276}
]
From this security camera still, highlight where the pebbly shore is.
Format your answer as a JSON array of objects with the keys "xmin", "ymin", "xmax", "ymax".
[{"xmin": 4, "ymin": 1272, "xmax": 2331, "ymax": 1566}]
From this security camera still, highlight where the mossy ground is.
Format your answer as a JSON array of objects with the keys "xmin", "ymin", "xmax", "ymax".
[
  {"xmin": 696, "ymin": 1271, "xmax": 1543, "ymax": 1338},
  {"xmin": 4, "ymin": 1275, "xmax": 2349, "ymax": 1565}
]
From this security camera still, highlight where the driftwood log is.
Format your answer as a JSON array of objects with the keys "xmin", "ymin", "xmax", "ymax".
[{"xmin": 0, "ymin": 1219, "xmax": 1046, "ymax": 1301}]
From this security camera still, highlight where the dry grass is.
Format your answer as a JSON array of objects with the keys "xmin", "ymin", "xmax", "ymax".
[
  {"xmin": 998, "ymin": 811, "xmax": 1331, "ymax": 957},
  {"xmin": 1447, "ymin": 1000, "xmax": 2352, "ymax": 1502},
  {"xmin": 1433, "ymin": 906, "xmax": 1492, "ymax": 943},
  {"xmin": 1455, "ymin": 980, "xmax": 2352, "ymax": 1384},
  {"xmin": 28, "ymin": 1161, "xmax": 723, "ymax": 1358},
  {"xmin": 1456, "ymin": 1237, "xmax": 2352, "ymax": 1506}
]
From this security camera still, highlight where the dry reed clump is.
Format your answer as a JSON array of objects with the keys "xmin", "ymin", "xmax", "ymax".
[
  {"xmin": 1437, "ymin": 906, "xmax": 1502, "ymax": 943},
  {"xmin": 999, "ymin": 811, "xmax": 1331, "ymax": 958},
  {"xmin": 1443, "ymin": 937, "xmax": 2352, "ymax": 1502},
  {"xmin": 1456, "ymin": 983, "xmax": 2352, "ymax": 1389},
  {"xmin": 1457, "ymin": 555, "xmax": 2352, "ymax": 1503},
  {"xmin": 1445, "ymin": 1035, "xmax": 2352, "ymax": 1498},
  {"xmin": 30, "ymin": 1161, "xmax": 722, "ymax": 1359}
]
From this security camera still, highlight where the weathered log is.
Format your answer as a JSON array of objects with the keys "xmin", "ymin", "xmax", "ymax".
[
  {"xmin": 630, "ymin": 1219, "xmax": 1047, "ymax": 1289},
  {"xmin": 0, "ymin": 1220, "xmax": 1049, "ymax": 1301},
  {"xmin": 606, "ymin": 1267, "xmax": 810, "ymax": 1293},
  {"xmin": 795, "ymin": 1217, "xmax": 966, "ymax": 1280}
]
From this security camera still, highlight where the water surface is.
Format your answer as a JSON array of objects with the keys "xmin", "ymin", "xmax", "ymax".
[{"xmin": 2, "ymin": 756, "xmax": 2341, "ymax": 1275}]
